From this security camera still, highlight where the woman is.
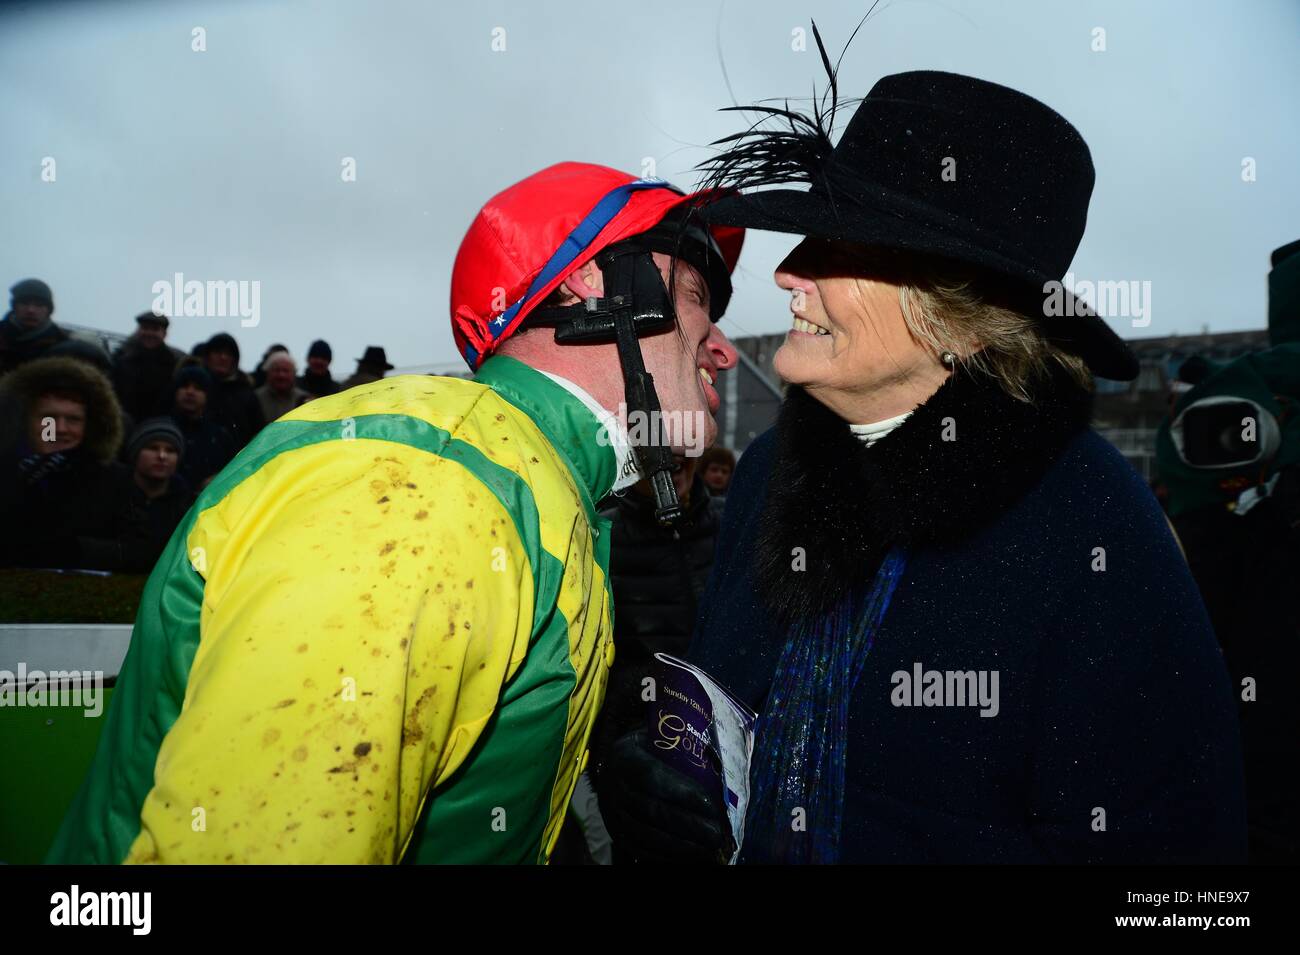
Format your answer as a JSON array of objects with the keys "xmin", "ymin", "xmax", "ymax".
[
  {"xmin": 598, "ymin": 70, "xmax": 1247, "ymax": 863},
  {"xmin": 0, "ymin": 355, "xmax": 152, "ymax": 572}
]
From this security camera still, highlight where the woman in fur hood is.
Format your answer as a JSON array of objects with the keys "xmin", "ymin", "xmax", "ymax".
[
  {"xmin": 0, "ymin": 355, "xmax": 152, "ymax": 572},
  {"xmin": 599, "ymin": 67, "xmax": 1246, "ymax": 864}
]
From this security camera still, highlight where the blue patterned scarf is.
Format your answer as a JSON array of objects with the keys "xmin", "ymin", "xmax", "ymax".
[{"xmin": 744, "ymin": 546, "xmax": 908, "ymax": 864}]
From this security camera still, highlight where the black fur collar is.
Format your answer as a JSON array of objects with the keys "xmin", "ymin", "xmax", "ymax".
[{"xmin": 755, "ymin": 363, "xmax": 1094, "ymax": 628}]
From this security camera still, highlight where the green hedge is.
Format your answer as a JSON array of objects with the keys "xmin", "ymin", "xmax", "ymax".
[{"xmin": 0, "ymin": 569, "xmax": 147, "ymax": 624}]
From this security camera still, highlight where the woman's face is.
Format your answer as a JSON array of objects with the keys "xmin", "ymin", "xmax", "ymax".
[{"xmin": 772, "ymin": 239, "xmax": 950, "ymax": 422}]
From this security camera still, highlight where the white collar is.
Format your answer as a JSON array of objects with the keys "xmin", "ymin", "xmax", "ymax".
[
  {"xmin": 848, "ymin": 411, "xmax": 913, "ymax": 448},
  {"xmin": 537, "ymin": 370, "xmax": 645, "ymax": 493}
]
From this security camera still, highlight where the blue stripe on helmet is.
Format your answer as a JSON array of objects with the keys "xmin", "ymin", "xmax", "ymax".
[
  {"xmin": 462, "ymin": 177, "xmax": 679, "ymax": 370},
  {"xmin": 489, "ymin": 178, "xmax": 677, "ymax": 338}
]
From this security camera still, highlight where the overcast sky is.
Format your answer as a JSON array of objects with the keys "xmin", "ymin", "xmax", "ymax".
[{"xmin": 3, "ymin": 0, "xmax": 1298, "ymax": 374}]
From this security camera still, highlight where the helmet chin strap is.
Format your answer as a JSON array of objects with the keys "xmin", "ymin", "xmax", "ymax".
[
  {"xmin": 530, "ymin": 243, "xmax": 686, "ymax": 526},
  {"xmin": 610, "ymin": 298, "xmax": 684, "ymax": 526}
]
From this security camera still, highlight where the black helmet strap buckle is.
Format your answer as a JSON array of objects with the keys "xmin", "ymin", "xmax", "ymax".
[{"xmin": 530, "ymin": 244, "xmax": 685, "ymax": 526}]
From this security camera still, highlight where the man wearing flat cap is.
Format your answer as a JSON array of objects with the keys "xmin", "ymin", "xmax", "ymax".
[{"xmin": 111, "ymin": 312, "xmax": 187, "ymax": 420}]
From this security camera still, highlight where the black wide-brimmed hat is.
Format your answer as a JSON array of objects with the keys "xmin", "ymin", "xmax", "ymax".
[
  {"xmin": 356, "ymin": 345, "xmax": 394, "ymax": 370},
  {"xmin": 700, "ymin": 69, "xmax": 1139, "ymax": 381}
]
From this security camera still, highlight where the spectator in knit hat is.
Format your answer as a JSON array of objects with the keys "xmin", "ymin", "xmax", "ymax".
[
  {"xmin": 169, "ymin": 364, "xmax": 237, "ymax": 491},
  {"xmin": 201, "ymin": 332, "xmax": 264, "ymax": 449},
  {"xmin": 126, "ymin": 417, "xmax": 195, "ymax": 565},
  {"xmin": 297, "ymin": 339, "xmax": 340, "ymax": 397},
  {"xmin": 1, "ymin": 278, "xmax": 71, "ymax": 376}
]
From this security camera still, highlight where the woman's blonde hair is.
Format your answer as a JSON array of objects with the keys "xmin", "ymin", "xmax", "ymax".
[{"xmin": 894, "ymin": 270, "xmax": 1093, "ymax": 404}]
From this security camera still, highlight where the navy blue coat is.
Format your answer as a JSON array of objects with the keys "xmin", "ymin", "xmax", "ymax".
[{"xmin": 690, "ymin": 373, "xmax": 1248, "ymax": 864}]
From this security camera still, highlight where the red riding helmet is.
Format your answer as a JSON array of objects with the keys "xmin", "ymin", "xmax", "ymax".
[{"xmin": 450, "ymin": 161, "xmax": 743, "ymax": 371}]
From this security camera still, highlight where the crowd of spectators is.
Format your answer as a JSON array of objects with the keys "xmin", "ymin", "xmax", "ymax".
[
  {"xmin": 0, "ymin": 277, "xmax": 398, "ymax": 573},
  {"xmin": 0, "ymin": 276, "xmax": 738, "ymax": 584}
]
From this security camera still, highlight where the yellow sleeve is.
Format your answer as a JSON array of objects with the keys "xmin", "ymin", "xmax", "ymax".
[{"xmin": 124, "ymin": 440, "xmax": 535, "ymax": 863}]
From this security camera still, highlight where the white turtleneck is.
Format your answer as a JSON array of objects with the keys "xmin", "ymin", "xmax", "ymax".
[{"xmin": 848, "ymin": 411, "xmax": 912, "ymax": 448}]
